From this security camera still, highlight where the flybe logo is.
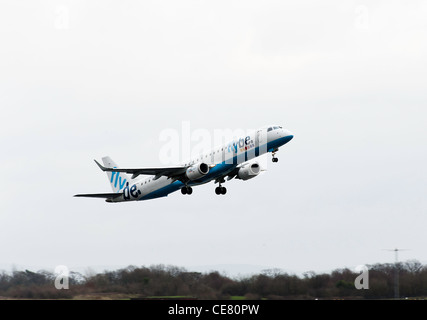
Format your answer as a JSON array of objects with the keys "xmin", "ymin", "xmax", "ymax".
[
  {"xmin": 227, "ymin": 136, "xmax": 255, "ymax": 153},
  {"xmin": 110, "ymin": 168, "xmax": 141, "ymax": 200}
]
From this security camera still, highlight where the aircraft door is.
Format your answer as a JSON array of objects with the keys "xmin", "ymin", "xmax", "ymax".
[{"xmin": 256, "ymin": 129, "xmax": 267, "ymax": 156}]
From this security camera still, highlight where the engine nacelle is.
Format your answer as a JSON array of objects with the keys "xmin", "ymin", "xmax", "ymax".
[
  {"xmin": 186, "ymin": 163, "xmax": 210, "ymax": 181},
  {"xmin": 237, "ymin": 162, "xmax": 261, "ymax": 180}
]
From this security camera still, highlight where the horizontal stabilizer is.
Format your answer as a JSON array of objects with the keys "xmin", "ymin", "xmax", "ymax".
[{"xmin": 74, "ymin": 193, "xmax": 122, "ymax": 199}]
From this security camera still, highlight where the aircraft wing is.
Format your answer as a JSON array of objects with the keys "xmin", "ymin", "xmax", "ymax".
[
  {"xmin": 74, "ymin": 193, "xmax": 122, "ymax": 199},
  {"xmin": 216, "ymin": 167, "xmax": 244, "ymax": 183},
  {"xmin": 94, "ymin": 160, "xmax": 188, "ymax": 179}
]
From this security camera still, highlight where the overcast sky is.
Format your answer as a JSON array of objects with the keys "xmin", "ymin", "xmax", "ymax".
[{"xmin": 1, "ymin": 0, "xmax": 426, "ymax": 277}]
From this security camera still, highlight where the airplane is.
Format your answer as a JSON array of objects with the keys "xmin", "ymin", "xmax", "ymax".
[{"xmin": 74, "ymin": 125, "xmax": 294, "ymax": 202}]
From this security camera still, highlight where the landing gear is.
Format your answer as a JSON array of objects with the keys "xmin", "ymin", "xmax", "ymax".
[
  {"xmin": 215, "ymin": 186, "xmax": 227, "ymax": 195},
  {"xmin": 181, "ymin": 186, "xmax": 193, "ymax": 195},
  {"xmin": 215, "ymin": 180, "xmax": 227, "ymax": 195},
  {"xmin": 272, "ymin": 148, "xmax": 279, "ymax": 163},
  {"xmin": 214, "ymin": 177, "xmax": 227, "ymax": 195}
]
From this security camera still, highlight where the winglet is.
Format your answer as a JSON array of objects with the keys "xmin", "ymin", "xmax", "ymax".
[{"xmin": 94, "ymin": 159, "xmax": 107, "ymax": 171}]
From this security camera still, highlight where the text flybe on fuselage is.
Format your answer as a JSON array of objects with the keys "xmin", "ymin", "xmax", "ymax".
[{"xmin": 229, "ymin": 136, "xmax": 255, "ymax": 153}]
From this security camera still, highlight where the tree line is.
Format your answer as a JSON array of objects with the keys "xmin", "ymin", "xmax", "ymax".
[{"xmin": 0, "ymin": 260, "xmax": 426, "ymax": 299}]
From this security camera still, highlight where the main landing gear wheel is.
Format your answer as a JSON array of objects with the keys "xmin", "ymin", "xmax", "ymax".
[
  {"xmin": 181, "ymin": 186, "xmax": 193, "ymax": 195},
  {"xmin": 272, "ymin": 157, "xmax": 279, "ymax": 162},
  {"xmin": 215, "ymin": 186, "xmax": 227, "ymax": 195}
]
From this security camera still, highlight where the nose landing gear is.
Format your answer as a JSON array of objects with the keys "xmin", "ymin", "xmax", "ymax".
[{"xmin": 272, "ymin": 148, "xmax": 279, "ymax": 162}]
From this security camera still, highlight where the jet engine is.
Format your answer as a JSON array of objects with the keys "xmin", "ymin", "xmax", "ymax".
[
  {"xmin": 186, "ymin": 163, "xmax": 210, "ymax": 181},
  {"xmin": 237, "ymin": 162, "xmax": 261, "ymax": 180}
]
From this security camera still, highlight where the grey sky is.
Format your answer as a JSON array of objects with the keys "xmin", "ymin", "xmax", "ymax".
[{"xmin": 1, "ymin": 0, "xmax": 426, "ymax": 276}]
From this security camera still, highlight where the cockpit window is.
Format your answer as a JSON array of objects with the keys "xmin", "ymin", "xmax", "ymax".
[
  {"xmin": 267, "ymin": 127, "xmax": 273, "ymax": 132},
  {"xmin": 273, "ymin": 126, "xmax": 279, "ymax": 130}
]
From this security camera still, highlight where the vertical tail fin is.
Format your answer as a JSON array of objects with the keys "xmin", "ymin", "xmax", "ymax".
[{"xmin": 101, "ymin": 156, "xmax": 132, "ymax": 193}]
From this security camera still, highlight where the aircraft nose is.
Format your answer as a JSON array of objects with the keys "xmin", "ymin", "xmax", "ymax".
[
  {"xmin": 281, "ymin": 129, "xmax": 294, "ymax": 143},
  {"xmin": 283, "ymin": 129, "xmax": 293, "ymax": 138}
]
